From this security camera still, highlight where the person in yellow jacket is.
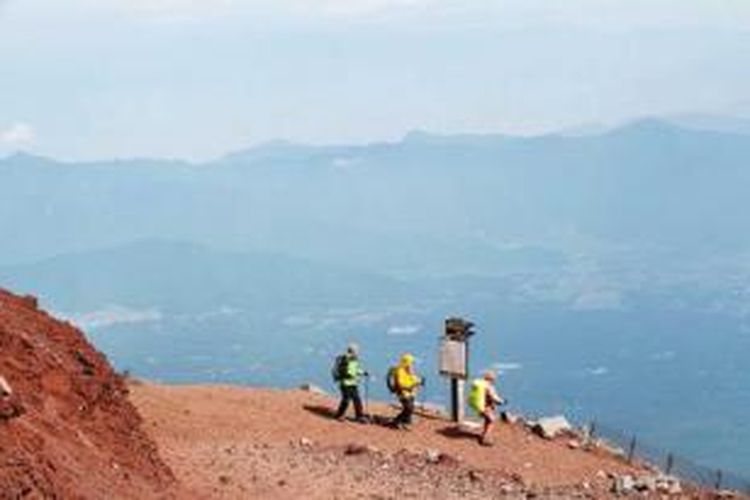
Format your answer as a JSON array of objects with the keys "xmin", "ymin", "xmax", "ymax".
[
  {"xmin": 468, "ymin": 370, "xmax": 504, "ymax": 446},
  {"xmin": 390, "ymin": 353, "xmax": 423, "ymax": 429}
]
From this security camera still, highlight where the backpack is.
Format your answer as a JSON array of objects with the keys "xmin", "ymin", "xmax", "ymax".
[
  {"xmin": 386, "ymin": 366, "xmax": 400, "ymax": 394},
  {"xmin": 468, "ymin": 379, "xmax": 487, "ymax": 414},
  {"xmin": 331, "ymin": 355, "xmax": 349, "ymax": 382}
]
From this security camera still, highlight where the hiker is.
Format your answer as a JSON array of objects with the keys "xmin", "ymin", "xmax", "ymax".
[
  {"xmin": 388, "ymin": 353, "xmax": 423, "ymax": 430},
  {"xmin": 468, "ymin": 370, "xmax": 504, "ymax": 446},
  {"xmin": 332, "ymin": 344, "xmax": 368, "ymax": 423}
]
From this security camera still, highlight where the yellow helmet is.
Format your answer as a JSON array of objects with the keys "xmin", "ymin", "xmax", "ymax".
[{"xmin": 401, "ymin": 353, "xmax": 415, "ymax": 366}]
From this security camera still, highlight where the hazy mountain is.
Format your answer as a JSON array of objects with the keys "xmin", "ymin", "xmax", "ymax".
[
  {"xmin": 666, "ymin": 113, "xmax": 750, "ymax": 136},
  {"xmin": 0, "ymin": 239, "xmax": 410, "ymax": 313},
  {"xmin": 2, "ymin": 120, "xmax": 749, "ymax": 277}
]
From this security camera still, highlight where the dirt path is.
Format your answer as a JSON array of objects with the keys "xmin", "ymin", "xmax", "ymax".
[{"xmin": 130, "ymin": 382, "xmax": 649, "ymax": 499}]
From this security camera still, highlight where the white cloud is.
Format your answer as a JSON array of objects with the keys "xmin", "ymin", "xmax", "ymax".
[
  {"xmin": 572, "ymin": 289, "xmax": 624, "ymax": 311},
  {"xmin": 386, "ymin": 324, "xmax": 421, "ymax": 336},
  {"xmin": 0, "ymin": 122, "xmax": 35, "ymax": 146},
  {"xmin": 586, "ymin": 366, "xmax": 609, "ymax": 376},
  {"xmin": 490, "ymin": 361, "xmax": 523, "ymax": 375},
  {"xmin": 60, "ymin": 305, "xmax": 162, "ymax": 330}
]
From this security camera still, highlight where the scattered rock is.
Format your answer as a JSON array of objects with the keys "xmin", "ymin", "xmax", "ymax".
[
  {"xmin": 468, "ymin": 470, "xmax": 482, "ymax": 483},
  {"xmin": 596, "ymin": 470, "xmax": 607, "ymax": 480},
  {"xmin": 533, "ymin": 415, "xmax": 573, "ymax": 439},
  {"xmin": 611, "ymin": 474, "xmax": 635, "ymax": 495},
  {"xmin": 600, "ymin": 442, "xmax": 626, "ymax": 458},
  {"xmin": 75, "ymin": 350, "xmax": 96, "ymax": 376},
  {"xmin": 298, "ymin": 383, "xmax": 328, "ymax": 396},
  {"xmin": 20, "ymin": 294, "xmax": 38, "ymax": 310},
  {"xmin": 344, "ymin": 443, "xmax": 377, "ymax": 456},
  {"xmin": 299, "ymin": 437, "xmax": 313, "ymax": 448},
  {"xmin": 416, "ymin": 402, "xmax": 446, "ymax": 417},
  {"xmin": 567, "ymin": 439, "xmax": 581, "ymax": 450},
  {"xmin": 425, "ymin": 449, "xmax": 441, "ymax": 464},
  {"xmin": 437, "ymin": 452, "xmax": 460, "ymax": 467},
  {"xmin": 716, "ymin": 490, "xmax": 738, "ymax": 498},
  {"xmin": 634, "ymin": 475, "xmax": 656, "ymax": 492},
  {"xmin": 218, "ymin": 475, "xmax": 230, "ymax": 485},
  {"xmin": 654, "ymin": 475, "xmax": 682, "ymax": 495},
  {"xmin": 0, "ymin": 374, "xmax": 23, "ymax": 421},
  {"xmin": 498, "ymin": 483, "xmax": 514, "ymax": 495},
  {"xmin": 0, "ymin": 375, "xmax": 13, "ymax": 396},
  {"xmin": 501, "ymin": 411, "xmax": 520, "ymax": 425}
]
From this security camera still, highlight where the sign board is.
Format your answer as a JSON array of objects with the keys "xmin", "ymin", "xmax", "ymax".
[{"xmin": 439, "ymin": 339, "xmax": 467, "ymax": 379}]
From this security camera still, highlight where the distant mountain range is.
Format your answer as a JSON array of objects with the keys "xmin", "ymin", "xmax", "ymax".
[{"xmin": 2, "ymin": 118, "xmax": 749, "ymax": 278}]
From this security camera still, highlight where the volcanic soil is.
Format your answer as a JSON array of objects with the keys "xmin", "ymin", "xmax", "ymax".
[{"xmin": 131, "ymin": 382, "xmax": 657, "ymax": 499}]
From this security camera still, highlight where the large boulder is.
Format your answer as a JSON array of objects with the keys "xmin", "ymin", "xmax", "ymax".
[{"xmin": 533, "ymin": 415, "xmax": 573, "ymax": 439}]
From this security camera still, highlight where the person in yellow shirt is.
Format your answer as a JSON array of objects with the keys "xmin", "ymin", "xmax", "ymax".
[{"xmin": 389, "ymin": 353, "xmax": 423, "ymax": 429}]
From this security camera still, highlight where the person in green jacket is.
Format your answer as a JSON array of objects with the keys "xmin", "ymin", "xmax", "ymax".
[{"xmin": 333, "ymin": 344, "xmax": 368, "ymax": 423}]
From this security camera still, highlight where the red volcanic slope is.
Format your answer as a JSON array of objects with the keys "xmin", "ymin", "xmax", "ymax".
[{"xmin": 0, "ymin": 288, "xmax": 177, "ymax": 499}]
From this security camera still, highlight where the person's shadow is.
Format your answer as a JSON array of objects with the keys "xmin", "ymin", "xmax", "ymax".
[
  {"xmin": 302, "ymin": 404, "xmax": 396, "ymax": 427},
  {"xmin": 303, "ymin": 404, "xmax": 337, "ymax": 419},
  {"xmin": 436, "ymin": 425, "xmax": 479, "ymax": 441}
]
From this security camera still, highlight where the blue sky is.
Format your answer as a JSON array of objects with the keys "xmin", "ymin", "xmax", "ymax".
[{"xmin": 1, "ymin": 0, "xmax": 749, "ymax": 160}]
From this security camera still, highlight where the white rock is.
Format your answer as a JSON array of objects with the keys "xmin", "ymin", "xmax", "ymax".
[
  {"xmin": 634, "ymin": 475, "xmax": 656, "ymax": 492},
  {"xmin": 612, "ymin": 475, "xmax": 635, "ymax": 494},
  {"xmin": 0, "ymin": 375, "xmax": 11, "ymax": 396},
  {"xmin": 533, "ymin": 415, "xmax": 573, "ymax": 439},
  {"xmin": 298, "ymin": 383, "xmax": 328, "ymax": 396},
  {"xmin": 425, "ymin": 449, "xmax": 441, "ymax": 464},
  {"xmin": 501, "ymin": 411, "xmax": 520, "ymax": 424}
]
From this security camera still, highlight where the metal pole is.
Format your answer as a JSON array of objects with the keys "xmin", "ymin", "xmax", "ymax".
[
  {"xmin": 627, "ymin": 435, "xmax": 637, "ymax": 463},
  {"xmin": 450, "ymin": 378, "xmax": 464, "ymax": 422},
  {"xmin": 364, "ymin": 373, "xmax": 370, "ymax": 417},
  {"xmin": 715, "ymin": 469, "xmax": 722, "ymax": 491},
  {"xmin": 450, "ymin": 378, "xmax": 459, "ymax": 422}
]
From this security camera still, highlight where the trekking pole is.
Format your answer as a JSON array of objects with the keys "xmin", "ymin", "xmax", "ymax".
[{"xmin": 364, "ymin": 372, "xmax": 370, "ymax": 417}]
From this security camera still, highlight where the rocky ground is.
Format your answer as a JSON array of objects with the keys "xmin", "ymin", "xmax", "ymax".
[{"xmin": 130, "ymin": 383, "xmax": 719, "ymax": 499}]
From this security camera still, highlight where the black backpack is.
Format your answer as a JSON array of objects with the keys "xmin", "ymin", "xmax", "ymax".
[
  {"xmin": 331, "ymin": 355, "xmax": 349, "ymax": 382},
  {"xmin": 386, "ymin": 366, "xmax": 400, "ymax": 394}
]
